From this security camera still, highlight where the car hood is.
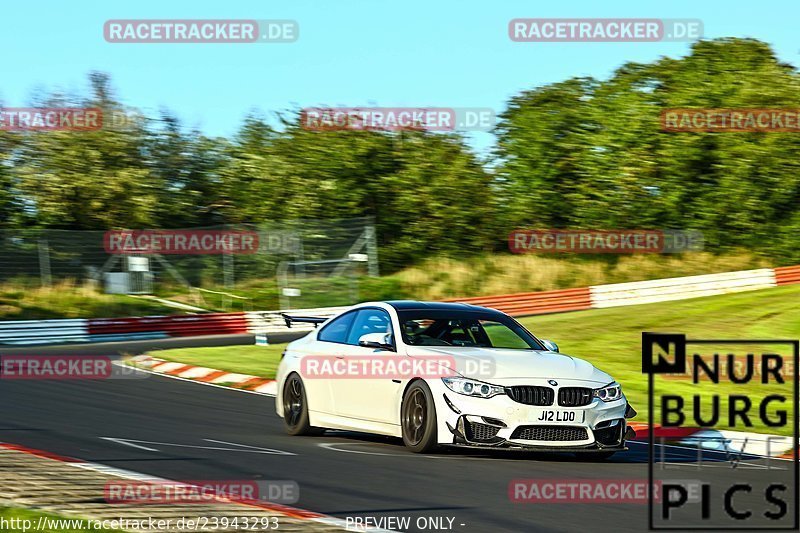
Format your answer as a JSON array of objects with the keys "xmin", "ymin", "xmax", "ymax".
[{"xmin": 413, "ymin": 346, "xmax": 613, "ymax": 385}]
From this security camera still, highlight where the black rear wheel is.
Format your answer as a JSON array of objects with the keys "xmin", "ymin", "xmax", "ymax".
[
  {"xmin": 282, "ymin": 373, "xmax": 321, "ymax": 436},
  {"xmin": 401, "ymin": 381, "xmax": 438, "ymax": 453}
]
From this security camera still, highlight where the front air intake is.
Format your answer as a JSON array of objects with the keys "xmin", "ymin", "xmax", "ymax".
[
  {"xmin": 511, "ymin": 425, "xmax": 589, "ymax": 441},
  {"xmin": 558, "ymin": 387, "xmax": 593, "ymax": 407},
  {"xmin": 506, "ymin": 386, "xmax": 554, "ymax": 406}
]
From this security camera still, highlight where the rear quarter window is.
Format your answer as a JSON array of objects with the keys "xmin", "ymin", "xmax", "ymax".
[{"xmin": 318, "ymin": 311, "xmax": 357, "ymax": 344}]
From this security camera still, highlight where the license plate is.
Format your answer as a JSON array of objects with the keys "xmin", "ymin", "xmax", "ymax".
[{"xmin": 531, "ymin": 410, "xmax": 584, "ymax": 423}]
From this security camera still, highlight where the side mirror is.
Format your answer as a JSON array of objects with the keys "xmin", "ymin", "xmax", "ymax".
[
  {"xmin": 541, "ymin": 339, "xmax": 559, "ymax": 353},
  {"xmin": 358, "ymin": 332, "xmax": 395, "ymax": 351}
]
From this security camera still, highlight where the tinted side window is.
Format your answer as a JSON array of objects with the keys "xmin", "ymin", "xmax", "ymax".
[
  {"xmin": 318, "ymin": 311, "xmax": 356, "ymax": 344},
  {"xmin": 346, "ymin": 308, "xmax": 392, "ymax": 346}
]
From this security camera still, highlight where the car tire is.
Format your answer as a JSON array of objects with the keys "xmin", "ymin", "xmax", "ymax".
[
  {"xmin": 401, "ymin": 380, "xmax": 438, "ymax": 453},
  {"xmin": 282, "ymin": 373, "xmax": 322, "ymax": 436}
]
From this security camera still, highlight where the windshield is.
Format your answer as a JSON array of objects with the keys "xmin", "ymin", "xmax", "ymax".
[{"xmin": 397, "ymin": 310, "xmax": 544, "ymax": 350}]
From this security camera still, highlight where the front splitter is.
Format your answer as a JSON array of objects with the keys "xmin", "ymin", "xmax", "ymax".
[{"xmin": 441, "ymin": 442, "xmax": 629, "ymax": 453}]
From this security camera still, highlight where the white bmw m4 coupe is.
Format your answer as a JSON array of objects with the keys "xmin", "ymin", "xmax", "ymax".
[{"xmin": 275, "ymin": 301, "xmax": 636, "ymax": 457}]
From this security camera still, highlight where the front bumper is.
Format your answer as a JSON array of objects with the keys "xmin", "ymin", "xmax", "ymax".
[{"xmin": 432, "ymin": 381, "xmax": 632, "ymax": 451}]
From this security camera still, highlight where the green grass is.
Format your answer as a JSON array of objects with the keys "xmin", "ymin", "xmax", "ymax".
[
  {"xmin": 150, "ymin": 285, "xmax": 800, "ymax": 435},
  {"xmin": 0, "ymin": 280, "xmax": 180, "ymax": 320},
  {"xmin": 163, "ymin": 274, "xmax": 409, "ymax": 312},
  {"xmin": 148, "ymin": 343, "xmax": 286, "ymax": 377},
  {"xmin": 0, "ymin": 506, "xmax": 124, "ymax": 531}
]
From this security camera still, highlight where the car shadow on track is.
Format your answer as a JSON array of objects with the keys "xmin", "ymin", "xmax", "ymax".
[
  {"xmin": 313, "ymin": 430, "xmax": 636, "ymax": 462},
  {"xmin": 314, "ymin": 430, "xmax": 752, "ymax": 465}
]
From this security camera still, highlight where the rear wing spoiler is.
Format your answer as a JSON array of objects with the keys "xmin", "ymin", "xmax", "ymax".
[{"xmin": 281, "ymin": 313, "xmax": 328, "ymax": 329}]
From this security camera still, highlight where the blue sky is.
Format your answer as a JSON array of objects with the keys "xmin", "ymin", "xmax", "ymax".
[{"xmin": 2, "ymin": 0, "xmax": 797, "ymax": 154}]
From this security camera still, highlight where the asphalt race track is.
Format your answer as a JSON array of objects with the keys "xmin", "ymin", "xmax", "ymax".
[{"xmin": 0, "ymin": 338, "xmax": 792, "ymax": 532}]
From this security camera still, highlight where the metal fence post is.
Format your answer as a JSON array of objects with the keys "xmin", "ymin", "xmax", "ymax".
[
  {"xmin": 277, "ymin": 261, "xmax": 290, "ymax": 310},
  {"xmin": 366, "ymin": 225, "xmax": 379, "ymax": 277},
  {"xmin": 349, "ymin": 259, "xmax": 358, "ymax": 302},
  {"xmin": 38, "ymin": 239, "xmax": 52, "ymax": 287},
  {"xmin": 223, "ymin": 251, "xmax": 234, "ymax": 310}
]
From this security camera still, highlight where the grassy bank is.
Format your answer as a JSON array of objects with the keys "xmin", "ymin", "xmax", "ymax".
[
  {"xmin": 395, "ymin": 251, "xmax": 767, "ymax": 300},
  {"xmin": 0, "ymin": 280, "xmax": 179, "ymax": 320},
  {"xmin": 171, "ymin": 251, "xmax": 768, "ymax": 309},
  {"xmin": 150, "ymin": 284, "xmax": 800, "ymax": 435},
  {"xmin": 0, "ymin": 251, "xmax": 773, "ymax": 319}
]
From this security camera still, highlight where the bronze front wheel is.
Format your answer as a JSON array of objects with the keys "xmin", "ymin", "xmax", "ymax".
[{"xmin": 401, "ymin": 381, "xmax": 438, "ymax": 453}]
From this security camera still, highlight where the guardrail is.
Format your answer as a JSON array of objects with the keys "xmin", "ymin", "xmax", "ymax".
[
  {"xmin": 87, "ymin": 313, "xmax": 251, "ymax": 342},
  {"xmin": 447, "ymin": 264, "xmax": 799, "ymax": 317},
  {"xmin": 0, "ymin": 264, "xmax": 798, "ymax": 345},
  {"xmin": 0, "ymin": 319, "xmax": 90, "ymax": 345},
  {"xmin": 775, "ymin": 265, "xmax": 800, "ymax": 286},
  {"xmin": 445, "ymin": 287, "xmax": 592, "ymax": 316},
  {"xmin": 0, "ymin": 308, "xmax": 346, "ymax": 345},
  {"xmin": 588, "ymin": 268, "xmax": 777, "ymax": 309}
]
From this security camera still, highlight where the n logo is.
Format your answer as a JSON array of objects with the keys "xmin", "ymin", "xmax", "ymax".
[{"xmin": 642, "ymin": 332, "xmax": 686, "ymax": 374}]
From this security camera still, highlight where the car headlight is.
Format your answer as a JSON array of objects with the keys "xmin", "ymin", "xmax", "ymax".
[
  {"xmin": 442, "ymin": 377, "xmax": 505, "ymax": 399},
  {"xmin": 593, "ymin": 382, "xmax": 623, "ymax": 402}
]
